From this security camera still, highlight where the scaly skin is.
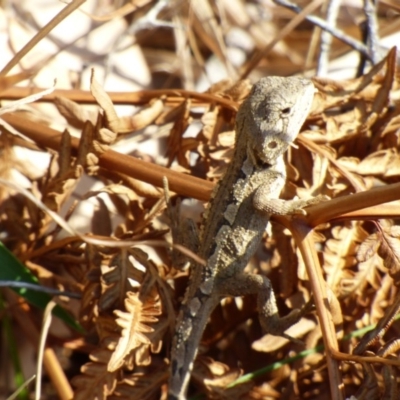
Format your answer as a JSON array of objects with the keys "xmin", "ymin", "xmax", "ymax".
[{"xmin": 168, "ymin": 77, "xmax": 315, "ymax": 399}]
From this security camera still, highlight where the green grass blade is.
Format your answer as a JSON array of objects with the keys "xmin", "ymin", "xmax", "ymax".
[
  {"xmin": 0, "ymin": 242, "xmax": 83, "ymax": 332},
  {"xmin": 0, "ymin": 292, "xmax": 29, "ymax": 399}
]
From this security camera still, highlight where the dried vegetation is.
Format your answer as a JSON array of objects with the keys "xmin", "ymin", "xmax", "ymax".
[{"xmin": 1, "ymin": 0, "xmax": 400, "ymax": 399}]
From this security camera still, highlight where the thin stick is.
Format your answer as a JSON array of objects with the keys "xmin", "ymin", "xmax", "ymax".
[
  {"xmin": 35, "ymin": 301, "xmax": 57, "ymax": 400},
  {"xmin": 0, "ymin": 282, "xmax": 81, "ymax": 299},
  {"xmin": 0, "ymin": 0, "xmax": 87, "ymax": 76},
  {"xmin": 274, "ymin": 0, "xmax": 370, "ymax": 60},
  {"xmin": 0, "ymin": 113, "xmax": 214, "ymax": 202},
  {"xmin": 317, "ymin": 0, "xmax": 341, "ymax": 76},
  {"xmin": 363, "ymin": 0, "xmax": 380, "ymax": 64},
  {"xmin": 289, "ymin": 220, "xmax": 344, "ymax": 400}
]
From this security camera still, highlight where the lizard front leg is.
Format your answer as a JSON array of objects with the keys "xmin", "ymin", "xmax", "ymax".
[{"xmin": 253, "ymin": 184, "xmax": 329, "ymax": 216}]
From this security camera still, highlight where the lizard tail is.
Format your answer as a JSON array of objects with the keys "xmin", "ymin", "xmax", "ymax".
[{"xmin": 168, "ymin": 295, "xmax": 218, "ymax": 400}]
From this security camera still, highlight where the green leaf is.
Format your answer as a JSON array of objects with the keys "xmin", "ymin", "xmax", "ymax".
[{"xmin": 0, "ymin": 242, "xmax": 84, "ymax": 333}]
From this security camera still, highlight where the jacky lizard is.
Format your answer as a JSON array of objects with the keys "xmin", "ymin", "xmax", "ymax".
[{"xmin": 168, "ymin": 76, "xmax": 318, "ymax": 399}]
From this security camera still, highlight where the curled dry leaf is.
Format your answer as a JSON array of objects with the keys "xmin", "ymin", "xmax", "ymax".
[
  {"xmin": 324, "ymin": 224, "xmax": 369, "ymax": 295},
  {"xmin": 90, "ymin": 71, "xmax": 120, "ymax": 133},
  {"xmin": 165, "ymin": 99, "xmax": 192, "ymax": 168},
  {"xmin": 108, "ymin": 291, "xmax": 161, "ymax": 372},
  {"xmin": 111, "ymin": 368, "xmax": 168, "ymax": 400},
  {"xmin": 252, "ymin": 317, "xmax": 316, "ymax": 352},
  {"xmin": 192, "ymin": 357, "xmax": 249, "ymax": 400},
  {"xmin": 201, "ymin": 106, "xmax": 219, "ymax": 142},
  {"xmin": 98, "ymin": 128, "xmax": 118, "ymax": 145},
  {"xmin": 205, "ymin": 79, "xmax": 251, "ymax": 102},
  {"xmin": 54, "ymin": 96, "xmax": 98, "ymax": 128},
  {"xmin": 357, "ymin": 226, "xmax": 400, "ymax": 286},
  {"xmin": 90, "ymin": 72, "xmax": 164, "ymax": 135},
  {"xmin": 377, "ymin": 229, "xmax": 400, "ymax": 286},
  {"xmin": 72, "ymin": 348, "xmax": 118, "ymax": 400},
  {"xmin": 128, "ymin": 98, "xmax": 164, "ymax": 131}
]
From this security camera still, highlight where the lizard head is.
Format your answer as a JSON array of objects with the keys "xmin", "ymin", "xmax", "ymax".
[{"xmin": 237, "ymin": 76, "xmax": 315, "ymax": 166}]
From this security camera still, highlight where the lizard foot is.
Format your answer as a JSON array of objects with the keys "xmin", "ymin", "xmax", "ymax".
[{"xmin": 260, "ymin": 299, "xmax": 315, "ymax": 344}]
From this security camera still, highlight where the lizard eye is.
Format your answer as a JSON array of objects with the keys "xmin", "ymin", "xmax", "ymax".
[{"xmin": 282, "ymin": 107, "xmax": 291, "ymax": 114}]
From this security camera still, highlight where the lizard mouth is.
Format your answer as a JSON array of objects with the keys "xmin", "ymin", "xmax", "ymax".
[
  {"xmin": 256, "ymin": 140, "xmax": 278, "ymax": 166},
  {"xmin": 254, "ymin": 149, "xmax": 273, "ymax": 167},
  {"xmin": 254, "ymin": 137, "xmax": 290, "ymax": 166}
]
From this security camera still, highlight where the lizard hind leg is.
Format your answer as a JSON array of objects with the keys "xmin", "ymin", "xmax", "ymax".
[{"xmin": 216, "ymin": 273, "xmax": 312, "ymax": 343}]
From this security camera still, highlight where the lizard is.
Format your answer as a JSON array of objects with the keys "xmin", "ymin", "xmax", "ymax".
[{"xmin": 168, "ymin": 76, "xmax": 320, "ymax": 399}]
